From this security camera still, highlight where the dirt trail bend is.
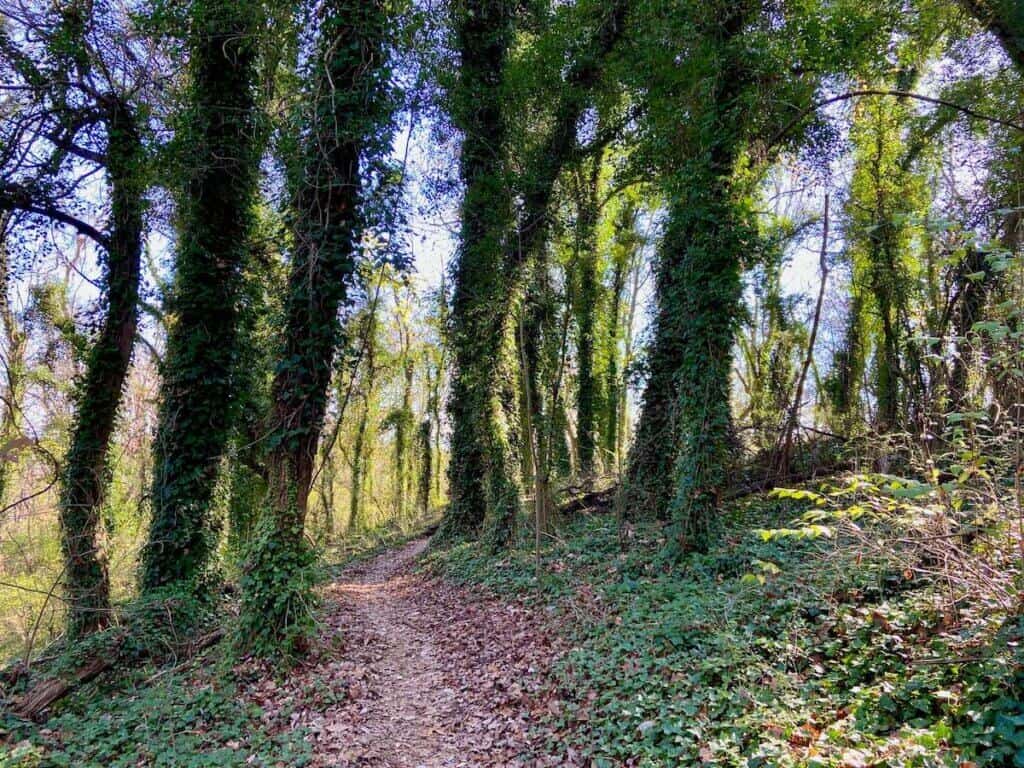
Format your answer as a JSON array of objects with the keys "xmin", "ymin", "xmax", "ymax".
[{"xmin": 247, "ymin": 538, "xmax": 565, "ymax": 767}]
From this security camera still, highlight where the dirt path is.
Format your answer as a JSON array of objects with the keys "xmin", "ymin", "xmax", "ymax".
[{"xmin": 246, "ymin": 538, "xmax": 565, "ymax": 767}]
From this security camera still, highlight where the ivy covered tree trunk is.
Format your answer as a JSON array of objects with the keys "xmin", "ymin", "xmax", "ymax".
[
  {"xmin": 142, "ymin": 0, "xmax": 263, "ymax": 590},
  {"xmin": 393, "ymin": 342, "xmax": 415, "ymax": 520},
  {"xmin": 441, "ymin": 0, "xmax": 628, "ymax": 546},
  {"xmin": 868, "ymin": 223, "xmax": 904, "ymax": 433},
  {"xmin": 572, "ymin": 160, "xmax": 602, "ymax": 478},
  {"xmin": 440, "ymin": 0, "xmax": 520, "ymax": 547},
  {"xmin": 603, "ymin": 237, "xmax": 627, "ymax": 469},
  {"xmin": 665, "ymin": 165, "xmax": 746, "ymax": 553},
  {"xmin": 629, "ymin": 4, "xmax": 751, "ymax": 544},
  {"xmin": 825, "ymin": 291, "xmax": 866, "ymax": 432},
  {"xmin": 948, "ymin": 250, "xmax": 993, "ymax": 413},
  {"xmin": 417, "ymin": 418, "xmax": 432, "ymax": 516},
  {"xmin": 240, "ymin": 0, "xmax": 390, "ymax": 654},
  {"xmin": 59, "ymin": 99, "xmax": 144, "ymax": 634},
  {"xmin": 844, "ymin": 81, "xmax": 925, "ymax": 435},
  {"xmin": 520, "ymin": 257, "xmax": 553, "ymax": 495},
  {"xmin": 351, "ymin": 312, "xmax": 378, "ymax": 530}
]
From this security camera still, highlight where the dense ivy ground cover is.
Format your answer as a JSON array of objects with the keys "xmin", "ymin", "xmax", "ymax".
[
  {"xmin": 0, "ymin": 662, "xmax": 311, "ymax": 767},
  {"xmin": 426, "ymin": 492, "xmax": 1024, "ymax": 767}
]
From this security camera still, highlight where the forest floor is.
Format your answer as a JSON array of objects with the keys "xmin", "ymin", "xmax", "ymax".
[
  {"xmin": 242, "ymin": 537, "xmax": 567, "ymax": 768},
  {"xmin": 4, "ymin": 486, "xmax": 1023, "ymax": 767}
]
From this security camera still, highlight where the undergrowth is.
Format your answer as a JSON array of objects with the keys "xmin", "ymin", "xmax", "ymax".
[
  {"xmin": 425, "ymin": 480, "xmax": 1024, "ymax": 767},
  {"xmin": 0, "ymin": 581, "xmax": 312, "ymax": 767},
  {"xmin": 0, "ymin": 664, "xmax": 311, "ymax": 767},
  {"xmin": 0, "ymin": 517, "xmax": 446, "ymax": 767}
]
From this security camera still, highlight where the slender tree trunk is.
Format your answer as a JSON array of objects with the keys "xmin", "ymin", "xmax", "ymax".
[
  {"xmin": 351, "ymin": 312, "xmax": 377, "ymax": 531},
  {"xmin": 619, "ymin": 242, "xmax": 642, "ymax": 463},
  {"xmin": 320, "ymin": 451, "xmax": 336, "ymax": 538},
  {"xmin": 428, "ymin": 357, "xmax": 442, "ymax": 506},
  {"xmin": 826, "ymin": 290, "xmax": 865, "ymax": 432},
  {"xmin": 59, "ymin": 99, "xmax": 143, "ymax": 633},
  {"xmin": 0, "ymin": 214, "xmax": 26, "ymax": 509},
  {"xmin": 516, "ymin": 317, "xmax": 536, "ymax": 488},
  {"xmin": 417, "ymin": 418, "xmax": 432, "ymax": 516},
  {"xmin": 604, "ymin": 257, "xmax": 625, "ymax": 469},
  {"xmin": 395, "ymin": 351, "xmax": 414, "ymax": 520},
  {"xmin": 948, "ymin": 249, "xmax": 992, "ymax": 413},
  {"xmin": 143, "ymin": 0, "xmax": 262, "ymax": 589},
  {"xmin": 351, "ymin": 396, "xmax": 370, "ymax": 530}
]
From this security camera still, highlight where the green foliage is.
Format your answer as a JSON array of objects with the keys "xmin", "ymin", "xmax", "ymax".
[
  {"xmin": 427, "ymin": 492, "xmax": 1024, "ymax": 767},
  {"xmin": 237, "ymin": 516, "xmax": 320, "ymax": 660},
  {"xmin": 0, "ymin": 666, "xmax": 310, "ymax": 767}
]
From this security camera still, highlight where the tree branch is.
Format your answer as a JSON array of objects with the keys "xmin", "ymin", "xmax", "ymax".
[
  {"xmin": 0, "ymin": 185, "xmax": 109, "ymax": 249},
  {"xmin": 769, "ymin": 88, "xmax": 1024, "ymax": 150}
]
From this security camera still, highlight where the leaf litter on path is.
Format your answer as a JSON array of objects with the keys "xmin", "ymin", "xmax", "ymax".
[{"xmin": 240, "ymin": 539, "xmax": 577, "ymax": 767}]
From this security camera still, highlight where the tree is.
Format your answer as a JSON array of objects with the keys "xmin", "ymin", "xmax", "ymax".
[
  {"xmin": 442, "ymin": 0, "xmax": 629, "ymax": 545},
  {"xmin": 142, "ymin": 0, "xmax": 265, "ymax": 590},
  {"xmin": 0, "ymin": 0, "xmax": 149, "ymax": 633},
  {"xmin": 239, "ymin": 0, "xmax": 394, "ymax": 653},
  {"xmin": 624, "ymin": 0, "xmax": 891, "ymax": 550},
  {"xmin": 440, "ymin": 0, "xmax": 519, "ymax": 544}
]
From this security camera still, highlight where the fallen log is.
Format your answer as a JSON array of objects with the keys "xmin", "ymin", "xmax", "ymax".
[{"xmin": 11, "ymin": 654, "xmax": 112, "ymax": 719}]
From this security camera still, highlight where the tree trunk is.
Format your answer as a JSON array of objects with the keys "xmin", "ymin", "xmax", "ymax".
[
  {"xmin": 59, "ymin": 98, "xmax": 143, "ymax": 633},
  {"xmin": 394, "ymin": 351, "xmax": 414, "ymax": 520},
  {"xmin": 625, "ymin": 201, "xmax": 692, "ymax": 520},
  {"xmin": 666, "ymin": 176, "xmax": 745, "ymax": 553},
  {"xmin": 604, "ymin": 252, "xmax": 625, "ymax": 470},
  {"xmin": 631, "ymin": 5, "xmax": 752, "ymax": 546},
  {"xmin": 573, "ymin": 159, "xmax": 602, "ymax": 479},
  {"xmin": 240, "ymin": 0, "xmax": 389, "ymax": 653},
  {"xmin": 417, "ymin": 418, "xmax": 432, "ymax": 516},
  {"xmin": 143, "ymin": 0, "xmax": 263, "ymax": 590},
  {"xmin": 441, "ymin": 0, "xmax": 519, "ymax": 547},
  {"xmin": 351, "ymin": 311, "xmax": 378, "ymax": 531}
]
